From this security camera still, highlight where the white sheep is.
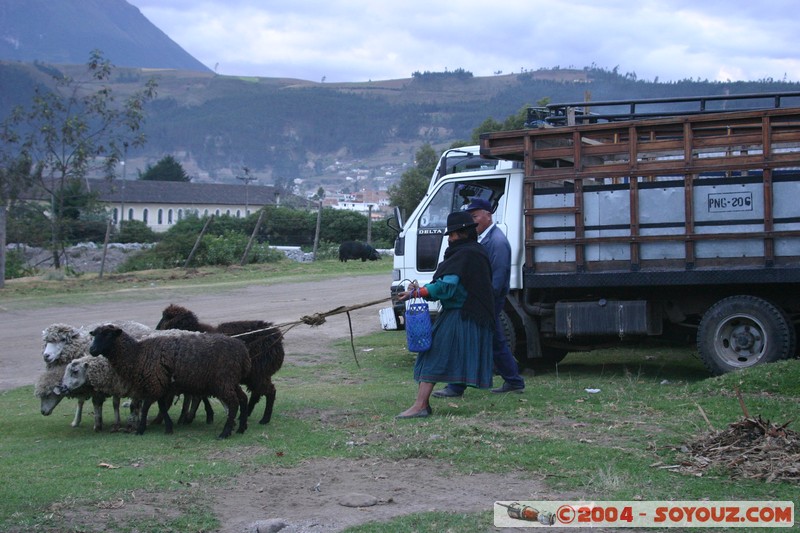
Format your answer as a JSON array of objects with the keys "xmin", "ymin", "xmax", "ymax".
[
  {"xmin": 35, "ymin": 364, "xmax": 108, "ymax": 430},
  {"xmin": 42, "ymin": 321, "xmax": 153, "ymax": 367},
  {"xmin": 36, "ymin": 321, "xmax": 153, "ymax": 430},
  {"xmin": 60, "ymin": 355, "xmax": 139, "ymax": 431}
]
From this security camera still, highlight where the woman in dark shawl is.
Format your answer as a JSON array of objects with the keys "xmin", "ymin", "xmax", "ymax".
[{"xmin": 395, "ymin": 210, "xmax": 495, "ymax": 418}]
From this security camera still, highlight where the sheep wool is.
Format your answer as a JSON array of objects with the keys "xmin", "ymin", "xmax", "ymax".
[
  {"xmin": 42, "ymin": 320, "xmax": 152, "ymax": 367},
  {"xmin": 37, "ymin": 320, "xmax": 154, "ymax": 431},
  {"xmin": 35, "ymin": 363, "xmax": 102, "ymax": 429},
  {"xmin": 62, "ymin": 355, "xmax": 139, "ymax": 431},
  {"xmin": 156, "ymin": 304, "xmax": 285, "ymax": 425},
  {"xmin": 89, "ymin": 325, "xmax": 251, "ymax": 439}
]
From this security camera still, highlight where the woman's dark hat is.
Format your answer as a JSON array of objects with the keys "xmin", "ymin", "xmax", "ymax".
[{"xmin": 444, "ymin": 211, "xmax": 478, "ymax": 235}]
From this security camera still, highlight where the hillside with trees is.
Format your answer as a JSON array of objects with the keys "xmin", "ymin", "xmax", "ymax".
[{"xmin": 2, "ymin": 61, "xmax": 799, "ymax": 193}]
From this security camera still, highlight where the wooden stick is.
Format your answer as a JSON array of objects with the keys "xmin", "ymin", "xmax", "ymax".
[
  {"xmin": 695, "ymin": 402, "xmax": 715, "ymax": 431},
  {"xmin": 734, "ymin": 386, "xmax": 750, "ymax": 419}
]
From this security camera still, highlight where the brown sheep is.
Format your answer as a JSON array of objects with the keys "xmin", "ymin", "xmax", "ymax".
[
  {"xmin": 89, "ymin": 325, "xmax": 251, "ymax": 439},
  {"xmin": 156, "ymin": 304, "xmax": 285, "ymax": 425}
]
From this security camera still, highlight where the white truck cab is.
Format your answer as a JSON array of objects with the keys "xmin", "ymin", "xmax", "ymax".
[{"xmin": 385, "ymin": 160, "xmax": 523, "ymax": 328}]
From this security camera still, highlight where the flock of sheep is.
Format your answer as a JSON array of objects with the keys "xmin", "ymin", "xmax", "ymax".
[{"xmin": 34, "ymin": 305, "xmax": 285, "ymax": 439}]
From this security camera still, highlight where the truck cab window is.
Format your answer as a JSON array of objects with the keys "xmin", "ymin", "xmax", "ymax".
[{"xmin": 415, "ymin": 179, "xmax": 508, "ymax": 271}]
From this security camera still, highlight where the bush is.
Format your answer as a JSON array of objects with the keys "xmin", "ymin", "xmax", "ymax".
[
  {"xmin": 117, "ymin": 220, "xmax": 159, "ymax": 243},
  {"xmin": 62, "ymin": 216, "xmax": 108, "ymax": 244},
  {"xmin": 200, "ymin": 231, "xmax": 247, "ymax": 266},
  {"xmin": 117, "ymin": 228, "xmax": 285, "ymax": 271},
  {"xmin": 3, "ymin": 249, "xmax": 37, "ymax": 279},
  {"xmin": 6, "ymin": 203, "xmax": 50, "ymax": 247},
  {"xmin": 309, "ymin": 241, "xmax": 340, "ymax": 261},
  {"xmin": 117, "ymin": 233, "xmax": 200, "ymax": 271}
]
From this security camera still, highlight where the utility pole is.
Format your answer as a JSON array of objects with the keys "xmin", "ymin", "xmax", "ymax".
[
  {"xmin": 119, "ymin": 143, "xmax": 128, "ymax": 231},
  {"xmin": 119, "ymin": 159, "xmax": 126, "ymax": 230},
  {"xmin": 367, "ymin": 204, "xmax": 373, "ymax": 244},
  {"xmin": 236, "ymin": 166, "xmax": 256, "ymax": 216},
  {"xmin": 312, "ymin": 200, "xmax": 323, "ymax": 261}
]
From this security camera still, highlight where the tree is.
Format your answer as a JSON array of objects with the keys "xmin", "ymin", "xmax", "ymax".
[
  {"xmin": 0, "ymin": 153, "xmax": 38, "ymax": 287},
  {"xmin": 388, "ymin": 143, "xmax": 438, "ymax": 218},
  {"xmin": 139, "ymin": 155, "xmax": 189, "ymax": 182},
  {"xmin": 1, "ymin": 50, "xmax": 157, "ymax": 269},
  {"xmin": 469, "ymin": 105, "xmax": 531, "ymax": 143}
]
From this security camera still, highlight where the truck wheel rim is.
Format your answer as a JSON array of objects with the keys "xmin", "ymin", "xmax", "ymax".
[{"xmin": 713, "ymin": 314, "xmax": 767, "ymax": 367}]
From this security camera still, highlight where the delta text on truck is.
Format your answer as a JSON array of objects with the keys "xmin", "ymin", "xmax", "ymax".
[{"xmin": 384, "ymin": 92, "xmax": 800, "ymax": 375}]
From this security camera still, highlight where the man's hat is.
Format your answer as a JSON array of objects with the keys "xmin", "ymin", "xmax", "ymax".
[
  {"xmin": 465, "ymin": 197, "xmax": 493, "ymax": 212},
  {"xmin": 444, "ymin": 210, "xmax": 478, "ymax": 235}
]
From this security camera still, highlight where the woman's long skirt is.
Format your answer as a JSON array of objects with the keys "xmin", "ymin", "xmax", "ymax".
[{"xmin": 413, "ymin": 308, "xmax": 493, "ymax": 388}]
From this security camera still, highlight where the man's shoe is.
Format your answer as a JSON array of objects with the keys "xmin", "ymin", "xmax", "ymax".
[
  {"xmin": 491, "ymin": 382, "xmax": 525, "ymax": 394},
  {"xmin": 432, "ymin": 388, "xmax": 463, "ymax": 398}
]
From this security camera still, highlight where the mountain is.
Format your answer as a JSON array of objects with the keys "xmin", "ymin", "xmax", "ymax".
[
  {"xmin": 1, "ymin": 1, "xmax": 800, "ymax": 198},
  {"xmin": 0, "ymin": 0, "xmax": 210, "ymax": 72}
]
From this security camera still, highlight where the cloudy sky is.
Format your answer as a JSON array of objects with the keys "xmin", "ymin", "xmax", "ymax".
[{"xmin": 127, "ymin": 0, "xmax": 799, "ymax": 84}]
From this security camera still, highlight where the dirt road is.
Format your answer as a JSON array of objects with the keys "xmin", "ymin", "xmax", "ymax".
[{"xmin": 0, "ymin": 274, "xmax": 390, "ymax": 391}]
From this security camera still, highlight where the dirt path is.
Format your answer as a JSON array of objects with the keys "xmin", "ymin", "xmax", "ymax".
[{"xmin": 0, "ymin": 275, "xmax": 390, "ymax": 392}]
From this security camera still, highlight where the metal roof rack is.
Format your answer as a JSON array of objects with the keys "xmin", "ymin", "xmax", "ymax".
[{"xmin": 530, "ymin": 91, "xmax": 800, "ymax": 127}]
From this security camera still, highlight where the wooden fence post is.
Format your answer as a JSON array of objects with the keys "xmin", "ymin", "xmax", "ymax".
[
  {"xmin": 184, "ymin": 215, "xmax": 214, "ymax": 269},
  {"xmin": 312, "ymin": 201, "xmax": 323, "ymax": 261},
  {"xmin": 240, "ymin": 210, "xmax": 266, "ymax": 266},
  {"xmin": 98, "ymin": 218, "xmax": 112, "ymax": 278}
]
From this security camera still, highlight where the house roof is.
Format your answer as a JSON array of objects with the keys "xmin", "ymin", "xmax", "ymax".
[{"xmin": 85, "ymin": 179, "xmax": 281, "ymax": 206}]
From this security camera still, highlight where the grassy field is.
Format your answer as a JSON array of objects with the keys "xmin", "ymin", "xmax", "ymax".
[{"xmin": 1, "ymin": 260, "xmax": 798, "ymax": 532}]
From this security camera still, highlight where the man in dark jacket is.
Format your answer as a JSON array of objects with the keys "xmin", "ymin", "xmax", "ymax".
[{"xmin": 432, "ymin": 197, "xmax": 526, "ymax": 397}]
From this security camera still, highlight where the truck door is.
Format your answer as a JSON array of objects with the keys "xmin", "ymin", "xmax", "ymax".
[{"xmin": 412, "ymin": 177, "xmax": 510, "ymax": 275}]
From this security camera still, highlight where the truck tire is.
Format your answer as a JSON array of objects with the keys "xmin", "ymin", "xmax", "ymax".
[{"xmin": 697, "ymin": 295, "xmax": 794, "ymax": 375}]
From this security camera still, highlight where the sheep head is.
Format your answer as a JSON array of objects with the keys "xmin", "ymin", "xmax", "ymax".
[
  {"xmin": 41, "ymin": 324, "xmax": 83, "ymax": 366},
  {"xmin": 89, "ymin": 325, "xmax": 123, "ymax": 357},
  {"xmin": 62, "ymin": 358, "xmax": 91, "ymax": 392},
  {"xmin": 39, "ymin": 387, "xmax": 66, "ymax": 416},
  {"xmin": 156, "ymin": 304, "xmax": 211, "ymax": 331}
]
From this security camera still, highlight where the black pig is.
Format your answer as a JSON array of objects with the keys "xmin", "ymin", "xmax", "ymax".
[{"xmin": 338, "ymin": 241, "xmax": 380, "ymax": 262}]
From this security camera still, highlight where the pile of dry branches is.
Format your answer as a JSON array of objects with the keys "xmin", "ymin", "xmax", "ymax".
[{"xmin": 681, "ymin": 415, "xmax": 800, "ymax": 483}]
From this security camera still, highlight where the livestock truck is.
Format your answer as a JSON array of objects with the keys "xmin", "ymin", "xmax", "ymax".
[{"xmin": 384, "ymin": 92, "xmax": 800, "ymax": 375}]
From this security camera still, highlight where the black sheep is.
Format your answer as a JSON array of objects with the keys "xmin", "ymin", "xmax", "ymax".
[
  {"xmin": 156, "ymin": 304, "xmax": 285, "ymax": 425},
  {"xmin": 89, "ymin": 325, "xmax": 251, "ymax": 439}
]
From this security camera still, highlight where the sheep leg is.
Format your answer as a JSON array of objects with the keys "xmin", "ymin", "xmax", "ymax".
[
  {"xmin": 247, "ymin": 393, "xmax": 261, "ymax": 416},
  {"xmin": 202, "ymin": 397, "xmax": 214, "ymax": 424},
  {"xmin": 71, "ymin": 399, "xmax": 84, "ymax": 427},
  {"xmin": 259, "ymin": 382, "xmax": 277, "ymax": 425},
  {"xmin": 149, "ymin": 392, "xmax": 177, "ymax": 425},
  {"xmin": 127, "ymin": 399, "xmax": 141, "ymax": 431},
  {"xmin": 158, "ymin": 397, "xmax": 174, "ymax": 434},
  {"xmin": 182, "ymin": 396, "xmax": 213, "ymax": 424},
  {"xmin": 91, "ymin": 395, "xmax": 105, "ymax": 432},
  {"xmin": 137, "ymin": 400, "xmax": 153, "ymax": 435},
  {"xmin": 178, "ymin": 395, "xmax": 193, "ymax": 424},
  {"xmin": 236, "ymin": 386, "xmax": 249, "ymax": 434},
  {"xmin": 217, "ymin": 389, "xmax": 240, "ymax": 439},
  {"xmin": 111, "ymin": 395, "xmax": 122, "ymax": 432}
]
